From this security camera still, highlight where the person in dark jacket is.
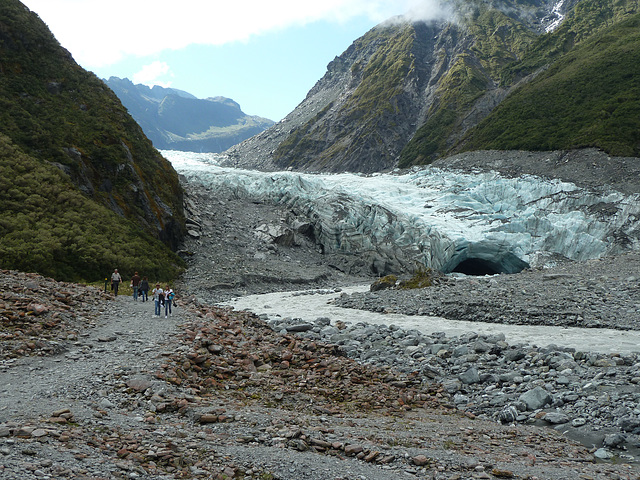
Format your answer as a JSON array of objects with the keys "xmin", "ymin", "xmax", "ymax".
[
  {"xmin": 139, "ymin": 276, "xmax": 149, "ymax": 302},
  {"xmin": 131, "ymin": 271, "xmax": 141, "ymax": 301}
]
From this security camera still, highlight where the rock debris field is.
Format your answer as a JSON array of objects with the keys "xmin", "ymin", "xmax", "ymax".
[{"xmin": 1, "ymin": 262, "xmax": 640, "ymax": 480}]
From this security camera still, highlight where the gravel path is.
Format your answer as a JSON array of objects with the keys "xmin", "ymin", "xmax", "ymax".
[{"xmin": 0, "ymin": 296, "xmax": 178, "ymax": 423}]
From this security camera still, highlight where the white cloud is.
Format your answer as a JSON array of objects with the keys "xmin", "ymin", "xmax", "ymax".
[
  {"xmin": 404, "ymin": 0, "xmax": 454, "ymax": 23},
  {"xmin": 21, "ymin": 0, "xmax": 435, "ymax": 68},
  {"xmin": 132, "ymin": 61, "xmax": 173, "ymax": 87}
]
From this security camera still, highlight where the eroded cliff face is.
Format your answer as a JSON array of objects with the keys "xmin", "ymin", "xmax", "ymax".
[
  {"xmin": 225, "ymin": 21, "xmax": 456, "ymax": 173},
  {"xmin": 224, "ymin": 10, "xmax": 540, "ymax": 173}
]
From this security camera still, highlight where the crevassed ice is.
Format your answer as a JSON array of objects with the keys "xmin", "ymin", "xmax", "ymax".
[{"xmin": 163, "ymin": 150, "xmax": 640, "ymax": 274}]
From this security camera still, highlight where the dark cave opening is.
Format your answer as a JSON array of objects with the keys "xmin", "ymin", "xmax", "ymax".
[
  {"xmin": 451, "ymin": 258, "xmax": 503, "ymax": 276},
  {"xmin": 444, "ymin": 252, "xmax": 530, "ymax": 276}
]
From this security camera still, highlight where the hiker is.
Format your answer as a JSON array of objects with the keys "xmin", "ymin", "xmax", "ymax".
[
  {"xmin": 152, "ymin": 283, "xmax": 163, "ymax": 317},
  {"xmin": 163, "ymin": 285, "xmax": 175, "ymax": 318},
  {"xmin": 139, "ymin": 276, "xmax": 149, "ymax": 302},
  {"xmin": 131, "ymin": 271, "xmax": 141, "ymax": 301},
  {"xmin": 111, "ymin": 269, "xmax": 122, "ymax": 295}
]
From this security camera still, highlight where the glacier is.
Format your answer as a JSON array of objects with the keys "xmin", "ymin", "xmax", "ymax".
[{"xmin": 165, "ymin": 150, "xmax": 640, "ymax": 276}]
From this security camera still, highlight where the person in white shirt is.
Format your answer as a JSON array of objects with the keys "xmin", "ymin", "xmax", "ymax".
[
  {"xmin": 110, "ymin": 269, "xmax": 122, "ymax": 295},
  {"xmin": 163, "ymin": 285, "xmax": 174, "ymax": 318},
  {"xmin": 151, "ymin": 284, "xmax": 163, "ymax": 317}
]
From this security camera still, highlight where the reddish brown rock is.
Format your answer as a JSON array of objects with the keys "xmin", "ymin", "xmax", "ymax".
[{"xmin": 344, "ymin": 444, "xmax": 363, "ymax": 456}]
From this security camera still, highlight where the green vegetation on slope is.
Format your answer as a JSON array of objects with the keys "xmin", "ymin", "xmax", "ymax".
[
  {"xmin": 460, "ymin": 13, "xmax": 640, "ymax": 156},
  {"xmin": 399, "ymin": 8, "xmax": 537, "ymax": 167},
  {"xmin": 340, "ymin": 25, "xmax": 416, "ymax": 124},
  {"xmin": 0, "ymin": 2, "xmax": 183, "ymax": 226},
  {"xmin": 400, "ymin": 0, "xmax": 640, "ymax": 167},
  {"xmin": 0, "ymin": 135, "xmax": 183, "ymax": 282},
  {"xmin": 0, "ymin": 0, "xmax": 185, "ymax": 281},
  {"xmin": 502, "ymin": 0, "xmax": 640, "ymax": 82}
]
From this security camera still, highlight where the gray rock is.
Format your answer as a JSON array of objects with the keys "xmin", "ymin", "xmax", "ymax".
[
  {"xmin": 604, "ymin": 433, "xmax": 627, "ymax": 448},
  {"xmin": 458, "ymin": 367, "xmax": 480, "ymax": 385},
  {"xmin": 314, "ymin": 317, "xmax": 331, "ymax": 326},
  {"xmin": 543, "ymin": 412, "xmax": 570, "ymax": 424},
  {"xmin": 473, "ymin": 340, "xmax": 492, "ymax": 353},
  {"xmin": 504, "ymin": 349, "xmax": 526, "ymax": 363},
  {"xmin": 594, "ymin": 448, "xmax": 614, "ymax": 460},
  {"xmin": 618, "ymin": 416, "xmax": 640, "ymax": 432},
  {"xmin": 519, "ymin": 386, "xmax": 552, "ymax": 411},
  {"xmin": 453, "ymin": 393, "xmax": 470, "ymax": 405},
  {"xmin": 286, "ymin": 324, "xmax": 314, "ymax": 332},
  {"xmin": 571, "ymin": 418, "xmax": 587, "ymax": 427},
  {"xmin": 99, "ymin": 398, "xmax": 115, "ymax": 409},
  {"xmin": 498, "ymin": 406, "xmax": 519, "ymax": 424}
]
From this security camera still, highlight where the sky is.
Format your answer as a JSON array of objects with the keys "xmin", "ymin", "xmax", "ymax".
[{"xmin": 20, "ymin": 0, "xmax": 450, "ymax": 121}]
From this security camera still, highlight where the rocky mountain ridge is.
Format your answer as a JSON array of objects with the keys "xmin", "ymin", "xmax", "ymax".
[
  {"xmin": 225, "ymin": 0, "xmax": 639, "ymax": 173},
  {"xmin": 106, "ymin": 77, "xmax": 274, "ymax": 153}
]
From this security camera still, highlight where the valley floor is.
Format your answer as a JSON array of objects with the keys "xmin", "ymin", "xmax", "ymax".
[{"xmin": 2, "ymin": 148, "xmax": 640, "ymax": 479}]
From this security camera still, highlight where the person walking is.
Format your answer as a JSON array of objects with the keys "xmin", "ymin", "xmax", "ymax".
[
  {"xmin": 139, "ymin": 276, "xmax": 149, "ymax": 302},
  {"xmin": 163, "ymin": 285, "xmax": 174, "ymax": 318},
  {"xmin": 152, "ymin": 284, "xmax": 163, "ymax": 317},
  {"xmin": 111, "ymin": 269, "xmax": 122, "ymax": 296},
  {"xmin": 131, "ymin": 271, "xmax": 141, "ymax": 301}
]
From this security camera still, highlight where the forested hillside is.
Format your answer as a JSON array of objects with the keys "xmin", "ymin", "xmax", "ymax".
[{"xmin": 0, "ymin": 0, "xmax": 185, "ymax": 281}]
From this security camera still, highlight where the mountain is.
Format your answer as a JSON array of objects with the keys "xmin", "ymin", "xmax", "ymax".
[
  {"xmin": 0, "ymin": 0, "xmax": 185, "ymax": 281},
  {"xmin": 106, "ymin": 77, "xmax": 275, "ymax": 153},
  {"xmin": 226, "ymin": 0, "xmax": 639, "ymax": 173}
]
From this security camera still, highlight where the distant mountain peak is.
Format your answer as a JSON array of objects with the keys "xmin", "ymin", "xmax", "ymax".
[{"xmin": 105, "ymin": 78, "xmax": 274, "ymax": 153}]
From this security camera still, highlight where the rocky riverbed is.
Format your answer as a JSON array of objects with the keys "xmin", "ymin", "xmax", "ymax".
[
  {"xmin": 175, "ymin": 147, "xmax": 640, "ymax": 477},
  {"xmin": 332, "ymin": 252, "xmax": 640, "ymax": 331}
]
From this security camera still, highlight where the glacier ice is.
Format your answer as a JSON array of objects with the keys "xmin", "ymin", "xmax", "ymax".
[{"xmin": 165, "ymin": 150, "xmax": 640, "ymax": 275}]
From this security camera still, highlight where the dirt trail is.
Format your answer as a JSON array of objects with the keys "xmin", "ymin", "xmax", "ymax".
[{"xmin": 0, "ymin": 295, "xmax": 180, "ymax": 423}]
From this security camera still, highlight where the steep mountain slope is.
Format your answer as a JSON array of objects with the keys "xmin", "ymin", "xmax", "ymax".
[
  {"xmin": 106, "ymin": 77, "xmax": 274, "ymax": 153},
  {"xmin": 0, "ymin": 0, "xmax": 185, "ymax": 281},
  {"xmin": 454, "ymin": 8, "xmax": 640, "ymax": 156},
  {"xmin": 226, "ymin": 0, "xmax": 638, "ymax": 173}
]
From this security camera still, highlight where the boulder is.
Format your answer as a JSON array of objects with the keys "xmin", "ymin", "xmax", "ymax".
[{"xmin": 519, "ymin": 386, "xmax": 552, "ymax": 410}]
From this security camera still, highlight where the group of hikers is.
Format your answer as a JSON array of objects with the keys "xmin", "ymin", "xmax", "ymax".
[{"xmin": 110, "ymin": 268, "xmax": 175, "ymax": 318}]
